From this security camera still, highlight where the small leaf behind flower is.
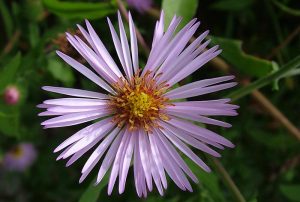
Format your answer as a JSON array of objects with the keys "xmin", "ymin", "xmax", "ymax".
[
  {"xmin": 42, "ymin": 0, "xmax": 117, "ymax": 19},
  {"xmin": 0, "ymin": 53, "xmax": 22, "ymax": 92},
  {"xmin": 79, "ymin": 175, "xmax": 109, "ymax": 202},
  {"xmin": 210, "ymin": 36, "xmax": 276, "ymax": 77},
  {"xmin": 162, "ymin": 0, "xmax": 198, "ymax": 29}
]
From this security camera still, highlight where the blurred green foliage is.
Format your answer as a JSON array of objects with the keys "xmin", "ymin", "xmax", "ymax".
[{"xmin": 0, "ymin": 0, "xmax": 300, "ymax": 202}]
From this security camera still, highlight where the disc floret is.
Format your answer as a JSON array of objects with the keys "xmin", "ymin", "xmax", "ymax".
[{"xmin": 109, "ymin": 71, "xmax": 170, "ymax": 131}]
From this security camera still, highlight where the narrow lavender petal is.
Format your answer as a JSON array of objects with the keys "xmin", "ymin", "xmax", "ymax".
[
  {"xmin": 66, "ymin": 132, "xmax": 107, "ymax": 167},
  {"xmin": 167, "ymin": 110, "xmax": 232, "ymax": 128},
  {"xmin": 167, "ymin": 48, "xmax": 222, "ymax": 86},
  {"xmin": 73, "ymin": 25, "xmax": 122, "ymax": 78},
  {"xmin": 41, "ymin": 110, "xmax": 110, "ymax": 126},
  {"xmin": 154, "ymin": 131, "xmax": 198, "ymax": 183},
  {"xmin": 167, "ymin": 118, "xmax": 235, "ymax": 148},
  {"xmin": 43, "ymin": 98, "xmax": 108, "ymax": 107},
  {"xmin": 107, "ymin": 129, "xmax": 130, "ymax": 195},
  {"xmin": 38, "ymin": 111, "xmax": 63, "ymax": 116},
  {"xmin": 158, "ymin": 40, "xmax": 211, "ymax": 84},
  {"xmin": 160, "ymin": 122, "xmax": 221, "ymax": 157},
  {"xmin": 165, "ymin": 75, "xmax": 235, "ymax": 97},
  {"xmin": 62, "ymin": 118, "xmax": 115, "ymax": 158},
  {"xmin": 148, "ymin": 144, "xmax": 164, "ymax": 196},
  {"xmin": 161, "ymin": 148, "xmax": 193, "ymax": 192},
  {"xmin": 159, "ymin": 127, "xmax": 211, "ymax": 172},
  {"xmin": 150, "ymin": 19, "xmax": 199, "ymax": 74},
  {"xmin": 151, "ymin": 11, "xmax": 164, "ymax": 48},
  {"xmin": 76, "ymin": 24, "xmax": 98, "ymax": 52},
  {"xmin": 84, "ymin": 20, "xmax": 123, "ymax": 79},
  {"xmin": 42, "ymin": 86, "xmax": 108, "ymax": 99},
  {"xmin": 142, "ymin": 15, "xmax": 182, "ymax": 75},
  {"xmin": 67, "ymin": 127, "xmax": 120, "ymax": 169},
  {"xmin": 47, "ymin": 105, "xmax": 107, "ymax": 114},
  {"xmin": 43, "ymin": 112, "xmax": 111, "ymax": 129},
  {"xmin": 54, "ymin": 118, "xmax": 113, "ymax": 153},
  {"xmin": 56, "ymin": 51, "xmax": 115, "ymax": 94},
  {"xmin": 118, "ymin": 12, "xmax": 134, "ymax": 79},
  {"xmin": 93, "ymin": 128, "xmax": 125, "ymax": 184},
  {"xmin": 56, "ymin": 144, "xmax": 74, "ymax": 161},
  {"xmin": 157, "ymin": 30, "xmax": 209, "ymax": 82},
  {"xmin": 134, "ymin": 138, "xmax": 144, "ymax": 197},
  {"xmin": 138, "ymin": 129, "xmax": 153, "ymax": 191},
  {"xmin": 37, "ymin": 104, "xmax": 53, "ymax": 108},
  {"xmin": 68, "ymin": 33, "xmax": 117, "ymax": 83},
  {"xmin": 72, "ymin": 35, "xmax": 118, "ymax": 83},
  {"xmin": 157, "ymin": 142, "xmax": 187, "ymax": 191},
  {"xmin": 128, "ymin": 12, "xmax": 139, "ymax": 74},
  {"xmin": 107, "ymin": 17, "xmax": 127, "ymax": 77},
  {"xmin": 119, "ymin": 131, "xmax": 136, "ymax": 194},
  {"xmin": 172, "ymin": 100, "xmax": 239, "ymax": 110},
  {"xmin": 81, "ymin": 127, "xmax": 120, "ymax": 174},
  {"xmin": 77, "ymin": 127, "xmax": 119, "ymax": 183},
  {"xmin": 149, "ymin": 132, "xmax": 167, "ymax": 189},
  {"xmin": 166, "ymin": 105, "xmax": 238, "ymax": 116},
  {"xmin": 166, "ymin": 82, "xmax": 237, "ymax": 100}
]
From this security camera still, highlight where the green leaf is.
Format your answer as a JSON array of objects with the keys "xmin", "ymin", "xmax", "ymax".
[
  {"xmin": 0, "ymin": 53, "xmax": 22, "ymax": 92},
  {"xmin": 273, "ymin": 0, "xmax": 300, "ymax": 16},
  {"xmin": 162, "ymin": 0, "xmax": 198, "ymax": 29},
  {"xmin": 0, "ymin": 0, "xmax": 13, "ymax": 37},
  {"xmin": 228, "ymin": 55, "xmax": 300, "ymax": 101},
  {"xmin": 42, "ymin": 0, "xmax": 117, "ymax": 19},
  {"xmin": 280, "ymin": 184, "xmax": 300, "ymax": 202},
  {"xmin": 79, "ymin": 175, "xmax": 108, "ymax": 202},
  {"xmin": 211, "ymin": 0, "xmax": 254, "ymax": 11},
  {"xmin": 210, "ymin": 36, "xmax": 276, "ymax": 77},
  {"xmin": 0, "ymin": 103, "xmax": 20, "ymax": 138},
  {"xmin": 47, "ymin": 58, "xmax": 75, "ymax": 87}
]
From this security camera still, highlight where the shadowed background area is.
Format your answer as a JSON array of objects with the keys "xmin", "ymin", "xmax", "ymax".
[{"xmin": 0, "ymin": 0, "xmax": 300, "ymax": 201}]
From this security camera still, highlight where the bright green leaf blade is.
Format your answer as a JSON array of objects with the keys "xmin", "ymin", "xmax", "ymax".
[
  {"xmin": 210, "ymin": 36, "xmax": 276, "ymax": 77},
  {"xmin": 79, "ymin": 175, "xmax": 108, "ymax": 202},
  {"xmin": 280, "ymin": 184, "xmax": 300, "ymax": 202},
  {"xmin": 162, "ymin": 0, "xmax": 198, "ymax": 29},
  {"xmin": 42, "ymin": 0, "xmax": 117, "ymax": 19},
  {"xmin": 47, "ymin": 58, "xmax": 75, "ymax": 87},
  {"xmin": 0, "ymin": 53, "xmax": 22, "ymax": 91},
  {"xmin": 228, "ymin": 55, "xmax": 300, "ymax": 101}
]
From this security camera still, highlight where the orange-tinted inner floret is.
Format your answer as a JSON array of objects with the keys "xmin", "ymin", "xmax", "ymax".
[{"xmin": 109, "ymin": 71, "xmax": 170, "ymax": 132}]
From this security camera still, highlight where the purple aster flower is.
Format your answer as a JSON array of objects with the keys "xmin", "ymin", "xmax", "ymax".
[
  {"xmin": 38, "ymin": 11, "xmax": 238, "ymax": 197},
  {"xmin": 3, "ymin": 143, "xmax": 37, "ymax": 172},
  {"xmin": 127, "ymin": 0, "xmax": 153, "ymax": 13}
]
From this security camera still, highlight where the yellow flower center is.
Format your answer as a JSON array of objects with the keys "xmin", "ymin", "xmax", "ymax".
[
  {"xmin": 11, "ymin": 147, "xmax": 23, "ymax": 158},
  {"xmin": 109, "ymin": 71, "xmax": 170, "ymax": 132},
  {"xmin": 126, "ymin": 91, "xmax": 154, "ymax": 117}
]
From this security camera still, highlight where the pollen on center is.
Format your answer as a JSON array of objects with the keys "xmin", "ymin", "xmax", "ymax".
[{"xmin": 109, "ymin": 71, "xmax": 170, "ymax": 132}]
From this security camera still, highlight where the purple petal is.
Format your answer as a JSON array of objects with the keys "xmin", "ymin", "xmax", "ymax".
[{"xmin": 42, "ymin": 86, "xmax": 108, "ymax": 99}]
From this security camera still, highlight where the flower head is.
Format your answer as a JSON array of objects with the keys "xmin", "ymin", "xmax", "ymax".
[
  {"xmin": 127, "ymin": 0, "xmax": 153, "ymax": 13},
  {"xmin": 3, "ymin": 86, "xmax": 20, "ymax": 105},
  {"xmin": 3, "ymin": 143, "xmax": 37, "ymax": 172},
  {"xmin": 38, "ymin": 11, "xmax": 238, "ymax": 197}
]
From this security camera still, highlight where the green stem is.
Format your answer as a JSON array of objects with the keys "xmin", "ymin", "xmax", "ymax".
[
  {"xmin": 228, "ymin": 55, "xmax": 300, "ymax": 101},
  {"xmin": 209, "ymin": 157, "xmax": 246, "ymax": 202}
]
